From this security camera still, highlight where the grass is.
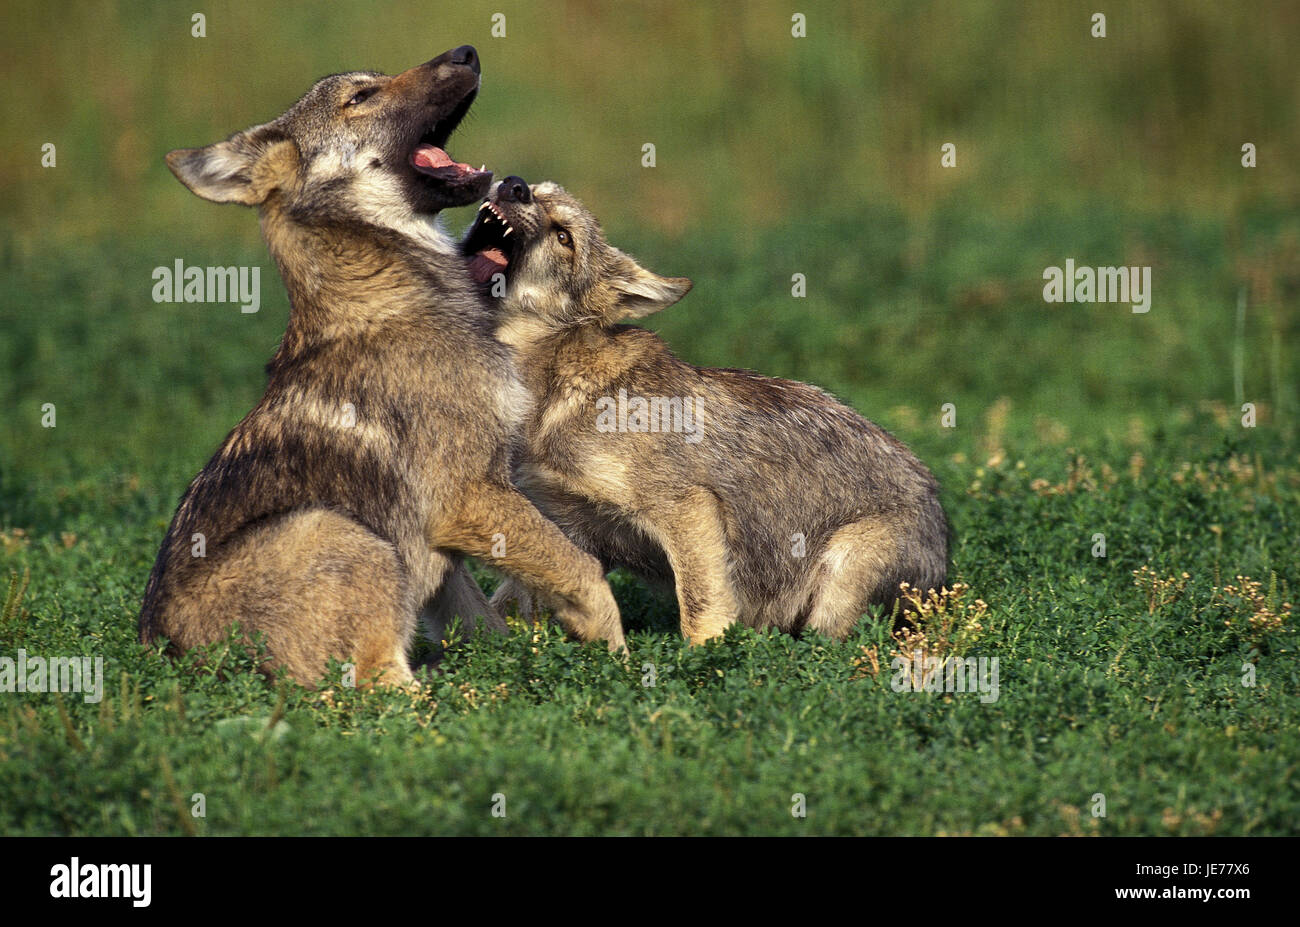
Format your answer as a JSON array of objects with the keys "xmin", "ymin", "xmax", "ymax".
[{"xmin": 1, "ymin": 0, "xmax": 1298, "ymax": 835}]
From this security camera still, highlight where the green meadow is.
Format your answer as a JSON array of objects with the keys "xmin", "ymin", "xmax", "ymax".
[{"xmin": 0, "ymin": 1, "xmax": 1296, "ymax": 834}]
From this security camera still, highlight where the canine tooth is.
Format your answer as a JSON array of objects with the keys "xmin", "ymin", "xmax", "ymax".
[
  {"xmin": 503, "ymin": 227, "xmax": 512, "ymax": 237},
  {"xmin": 479, "ymin": 202, "xmax": 490, "ymax": 212}
]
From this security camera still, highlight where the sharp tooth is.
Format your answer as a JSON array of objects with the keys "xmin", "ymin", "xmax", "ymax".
[
  {"xmin": 480, "ymin": 165, "xmax": 486, "ymax": 172},
  {"xmin": 503, "ymin": 227, "xmax": 512, "ymax": 237},
  {"xmin": 479, "ymin": 202, "xmax": 490, "ymax": 212}
]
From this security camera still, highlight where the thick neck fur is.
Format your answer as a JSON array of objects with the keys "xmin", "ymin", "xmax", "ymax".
[
  {"xmin": 260, "ymin": 202, "xmax": 485, "ymax": 365},
  {"xmin": 507, "ymin": 321, "xmax": 645, "ymax": 403}
]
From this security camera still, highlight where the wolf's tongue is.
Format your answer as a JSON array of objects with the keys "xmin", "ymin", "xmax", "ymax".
[
  {"xmin": 411, "ymin": 144, "xmax": 477, "ymax": 177},
  {"xmin": 469, "ymin": 248, "xmax": 507, "ymax": 285}
]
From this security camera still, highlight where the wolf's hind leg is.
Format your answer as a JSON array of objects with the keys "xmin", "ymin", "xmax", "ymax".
[
  {"xmin": 170, "ymin": 508, "xmax": 417, "ymax": 686},
  {"xmin": 801, "ymin": 517, "xmax": 912, "ymax": 640}
]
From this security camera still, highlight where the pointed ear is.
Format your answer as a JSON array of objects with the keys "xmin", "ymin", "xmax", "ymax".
[
  {"xmin": 609, "ymin": 250, "xmax": 692, "ymax": 321},
  {"xmin": 165, "ymin": 123, "xmax": 296, "ymax": 205}
]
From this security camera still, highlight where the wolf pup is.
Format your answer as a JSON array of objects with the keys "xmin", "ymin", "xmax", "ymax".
[
  {"xmin": 464, "ymin": 178, "xmax": 948, "ymax": 643},
  {"xmin": 140, "ymin": 50, "xmax": 624, "ymax": 686}
]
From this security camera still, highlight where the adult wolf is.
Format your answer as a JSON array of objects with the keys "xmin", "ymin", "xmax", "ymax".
[
  {"xmin": 140, "ymin": 48, "xmax": 624, "ymax": 686},
  {"xmin": 466, "ymin": 179, "xmax": 948, "ymax": 644}
]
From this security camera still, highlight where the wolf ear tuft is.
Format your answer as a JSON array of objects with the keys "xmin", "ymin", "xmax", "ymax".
[
  {"xmin": 609, "ymin": 251, "xmax": 692, "ymax": 321},
  {"xmin": 165, "ymin": 123, "xmax": 295, "ymax": 206}
]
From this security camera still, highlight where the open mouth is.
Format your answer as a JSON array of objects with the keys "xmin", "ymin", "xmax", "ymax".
[
  {"xmin": 462, "ymin": 198, "xmax": 518, "ymax": 285},
  {"xmin": 409, "ymin": 90, "xmax": 491, "ymax": 193}
]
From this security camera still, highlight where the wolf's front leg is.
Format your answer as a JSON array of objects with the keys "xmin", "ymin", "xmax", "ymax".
[
  {"xmin": 489, "ymin": 575, "xmax": 541, "ymax": 624},
  {"xmin": 436, "ymin": 482, "xmax": 626, "ymax": 652},
  {"xmin": 644, "ymin": 487, "xmax": 739, "ymax": 644},
  {"xmin": 420, "ymin": 558, "xmax": 507, "ymax": 658}
]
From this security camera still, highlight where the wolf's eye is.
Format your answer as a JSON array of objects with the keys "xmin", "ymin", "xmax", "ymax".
[
  {"xmin": 555, "ymin": 229, "xmax": 573, "ymax": 248},
  {"xmin": 346, "ymin": 88, "xmax": 378, "ymax": 107}
]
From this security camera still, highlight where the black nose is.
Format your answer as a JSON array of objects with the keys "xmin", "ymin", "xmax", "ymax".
[
  {"xmin": 450, "ymin": 45, "xmax": 479, "ymax": 74},
  {"xmin": 499, "ymin": 176, "xmax": 530, "ymax": 204}
]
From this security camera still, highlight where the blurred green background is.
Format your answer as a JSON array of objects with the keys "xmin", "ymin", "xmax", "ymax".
[
  {"xmin": 1, "ymin": 0, "xmax": 1298, "ymax": 838},
  {"xmin": 1, "ymin": 0, "xmax": 1297, "ymax": 507}
]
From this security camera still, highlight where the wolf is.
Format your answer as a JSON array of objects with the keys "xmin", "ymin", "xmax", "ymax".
[
  {"xmin": 140, "ymin": 49, "xmax": 624, "ymax": 686},
  {"xmin": 464, "ymin": 178, "xmax": 948, "ymax": 643}
]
